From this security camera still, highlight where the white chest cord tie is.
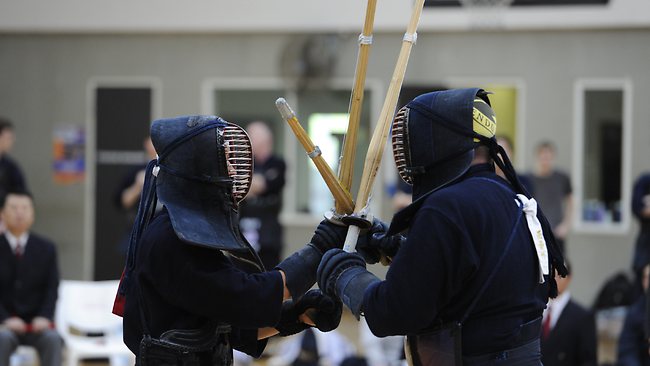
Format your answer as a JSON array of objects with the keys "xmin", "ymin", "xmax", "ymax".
[{"xmin": 516, "ymin": 194, "xmax": 550, "ymax": 283}]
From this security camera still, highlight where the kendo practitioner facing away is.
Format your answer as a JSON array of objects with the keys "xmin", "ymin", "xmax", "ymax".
[
  {"xmin": 112, "ymin": 115, "xmax": 351, "ymax": 366},
  {"xmin": 317, "ymin": 89, "xmax": 568, "ymax": 365}
]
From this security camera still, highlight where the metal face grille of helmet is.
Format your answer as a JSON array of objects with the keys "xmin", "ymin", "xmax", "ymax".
[
  {"xmin": 391, "ymin": 106, "xmax": 413, "ymax": 185},
  {"xmin": 222, "ymin": 123, "xmax": 253, "ymax": 202}
]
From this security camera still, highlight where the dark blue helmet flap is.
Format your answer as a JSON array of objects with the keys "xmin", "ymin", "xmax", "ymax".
[{"xmin": 150, "ymin": 115, "xmax": 250, "ymax": 253}]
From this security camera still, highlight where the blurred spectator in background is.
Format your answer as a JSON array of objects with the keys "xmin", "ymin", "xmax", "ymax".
[
  {"xmin": 541, "ymin": 260, "xmax": 597, "ymax": 366},
  {"xmin": 114, "ymin": 136, "xmax": 157, "ymax": 255},
  {"xmin": 618, "ymin": 263, "xmax": 650, "ymax": 366},
  {"xmin": 0, "ymin": 118, "xmax": 28, "ymax": 233},
  {"xmin": 529, "ymin": 141, "xmax": 573, "ymax": 254},
  {"xmin": 647, "ymin": 274, "xmax": 650, "ymax": 360},
  {"xmin": 631, "ymin": 172, "xmax": 650, "ymax": 295},
  {"xmin": 0, "ymin": 191, "xmax": 62, "ymax": 366},
  {"xmin": 496, "ymin": 135, "xmax": 532, "ymax": 192},
  {"xmin": 359, "ymin": 318, "xmax": 405, "ymax": 366},
  {"xmin": 266, "ymin": 327, "xmax": 355, "ymax": 366},
  {"xmin": 240, "ymin": 121, "xmax": 286, "ymax": 270},
  {"xmin": 391, "ymin": 177, "xmax": 412, "ymax": 212}
]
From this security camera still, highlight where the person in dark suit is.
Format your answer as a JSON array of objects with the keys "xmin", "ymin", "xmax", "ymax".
[
  {"xmin": 0, "ymin": 119, "xmax": 28, "ymax": 212},
  {"xmin": 239, "ymin": 121, "xmax": 287, "ymax": 270},
  {"xmin": 631, "ymin": 172, "xmax": 650, "ymax": 297},
  {"xmin": 0, "ymin": 191, "xmax": 62, "ymax": 366},
  {"xmin": 618, "ymin": 263, "xmax": 650, "ymax": 366},
  {"xmin": 541, "ymin": 261, "xmax": 597, "ymax": 366}
]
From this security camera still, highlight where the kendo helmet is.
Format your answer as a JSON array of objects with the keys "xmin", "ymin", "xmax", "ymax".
[
  {"xmin": 391, "ymin": 88, "xmax": 496, "ymax": 202},
  {"xmin": 388, "ymin": 89, "xmax": 569, "ymax": 293},
  {"xmin": 150, "ymin": 115, "xmax": 254, "ymax": 252}
]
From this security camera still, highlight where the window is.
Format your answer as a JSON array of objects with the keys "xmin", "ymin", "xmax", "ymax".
[
  {"xmin": 573, "ymin": 79, "xmax": 632, "ymax": 233},
  {"xmin": 306, "ymin": 113, "xmax": 349, "ymax": 214},
  {"xmin": 291, "ymin": 89, "xmax": 373, "ymax": 215}
]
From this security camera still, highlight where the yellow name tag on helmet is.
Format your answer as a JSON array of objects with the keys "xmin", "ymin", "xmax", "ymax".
[{"xmin": 472, "ymin": 98, "xmax": 497, "ymax": 141}]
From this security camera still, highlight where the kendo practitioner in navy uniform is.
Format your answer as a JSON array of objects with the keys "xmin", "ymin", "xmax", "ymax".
[
  {"xmin": 112, "ymin": 115, "xmax": 354, "ymax": 366},
  {"xmin": 317, "ymin": 89, "xmax": 567, "ymax": 365}
]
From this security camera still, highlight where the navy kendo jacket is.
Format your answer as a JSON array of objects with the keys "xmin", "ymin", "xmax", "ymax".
[
  {"xmin": 123, "ymin": 209, "xmax": 285, "ymax": 359},
  {"xmin": 363, "ymin": 164, "xmax": 550, "ymax": 356}
]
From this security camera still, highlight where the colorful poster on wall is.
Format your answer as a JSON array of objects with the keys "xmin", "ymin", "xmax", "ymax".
[{"xmin": 53, "ymin": 125, "xmax": 85, "ymax": 184}]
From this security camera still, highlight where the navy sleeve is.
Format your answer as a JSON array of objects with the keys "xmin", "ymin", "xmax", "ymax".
[
  {"xmin": 144, "ymin": 241, "xmax": 285, "ymax": 329},
  {"xmin": 632, "ymin": 174, "xmax": 650, "ymax": 220},
  {"xmin": 0, "ymin": 245, "xmax": 10, "ymax": 321},
  {"xmin": 617, "ymin": 300, "xmax": 646, "ymax": 366},
  {"xmin": 230, "ymin": 327, "xmax": 268, "ymax": 358},
  {"xmin": 577, "ymin": 311, "xmax": 598, "ymax": 366},
  {"xmin": 363, "ymin": 207, "xmax": 479, "ymax": 337},
  {"xmin": 38, "ymin": 242, "xmax": 59, "ymax": 320}
]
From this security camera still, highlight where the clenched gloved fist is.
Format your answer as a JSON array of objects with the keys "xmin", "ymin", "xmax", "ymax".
[
  {"xmin": 275, "ymin": 219, "xmax": 349, "ymax": 300},
  {"xmin": 299, "ymin": 289, "xmax": 342, "ymax": 332},
  {"xmin": 317, "ymin": 249, "xmax": 380, "ymax": 319},
  {"xmin": 309, "ymin": 219, "xmax": 349, "ymax": 253},
  {"xmin": 356, "ymin": 219, "xmax": 405, "ymax": 264},
  {"xmin": 275, "ymin": 289, "xmax": 342, "ymax": 336}
]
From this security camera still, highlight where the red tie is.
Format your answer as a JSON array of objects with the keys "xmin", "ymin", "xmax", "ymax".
[
  {"xmin": 14, "ymin": 241, "xmax": 23, "ymax": 259},
  {"xmin": 542, "ymin": 306, "xmax": 552, "ymax": 339}
]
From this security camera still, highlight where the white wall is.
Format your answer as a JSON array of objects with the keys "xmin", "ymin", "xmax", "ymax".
[{"xmin": 1, "ymin": 0, "xmax": 650, "ymax": 33}]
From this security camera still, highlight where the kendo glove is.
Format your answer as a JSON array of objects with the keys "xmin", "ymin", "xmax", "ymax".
[
  {"xmin": 356, "ymin": 218, "xmax": 405, "ymax": 265},
  {"xmin": 309, "ymin": 219, "xmax": 349, "ymax": 253},
  {"xmin": 317, "ymin": 249, "xmax": 380, "ymax": 319},
  {"xmin": 276, "ymin": 219, "xmax": 349, "ymax": 300},
  {"xmin": 275, "ymin": 289, "xmax": 343, "ymax": 336}
]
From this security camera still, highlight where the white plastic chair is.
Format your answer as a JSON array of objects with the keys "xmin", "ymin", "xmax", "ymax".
[{"xmin": 55, "ymin": 280, "xmax": 135, "ymax": 366}]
